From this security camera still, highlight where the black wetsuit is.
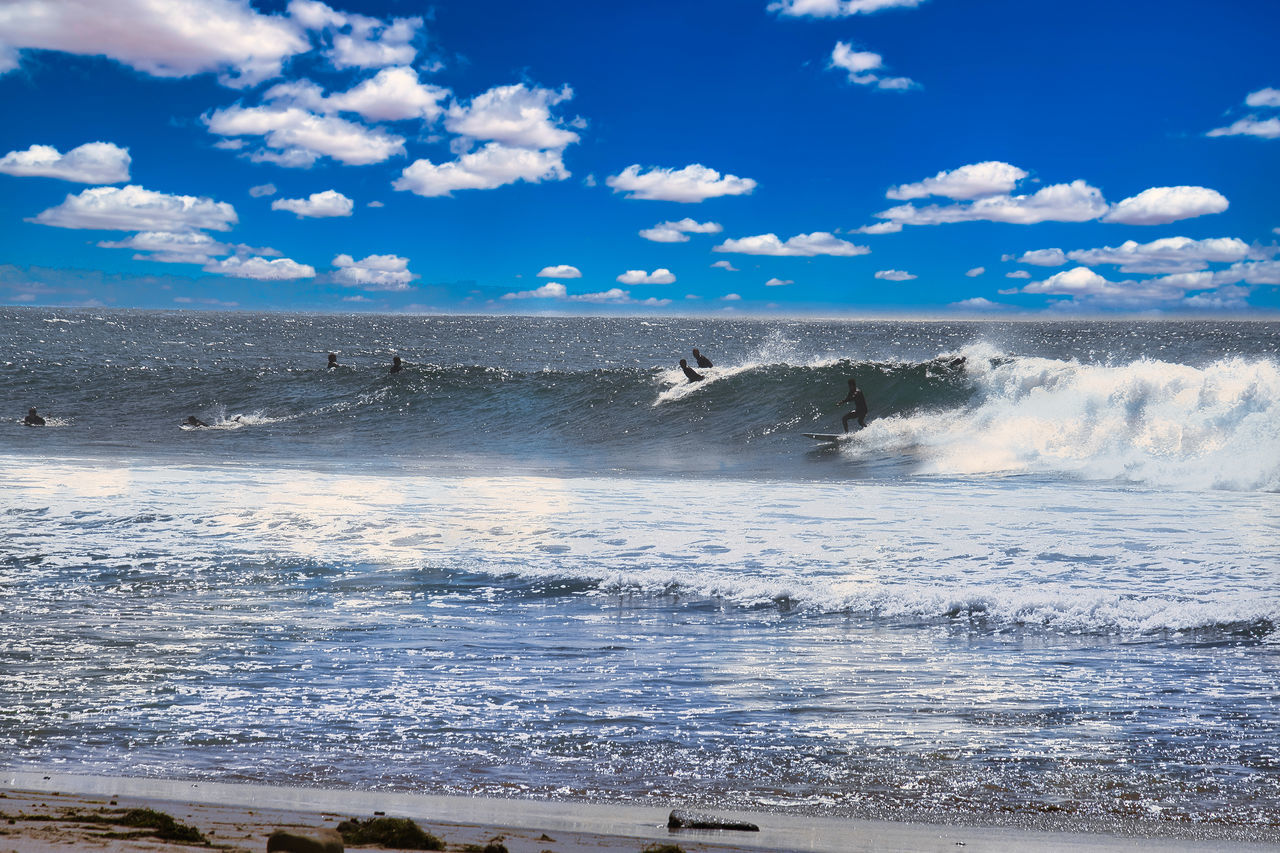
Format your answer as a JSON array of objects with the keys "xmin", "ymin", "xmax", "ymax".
[
  {"xmin": 23, "ymin": 412, "xmax": 44, "ymax": 426},
  {"xmin": 682, "ymin": 363, "xmax": 704, "ymax": 382},
  {"xmin": 840, "ymin": 388, "xmax": 868, "ymax": 431},
  {"xmin": 694, "ymin": 352, "xmax": 713, "ymax": 368}
]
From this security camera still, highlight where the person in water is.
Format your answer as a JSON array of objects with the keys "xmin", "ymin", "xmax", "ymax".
[
  {"xmin": 23, "ymin": 407, "xmax": 45, "ymax": 426},
  {"xmin": 692, "ymin": 348, "xmax": 713, "ymax": 368},
  {"xmin": 679, "ymin": 358, "xmax": 704, "ymax": 383},
  {"xmin": 839, "ymin": 378, "xmax": 868, "ymax": 432},
  {"xmin": 184, "ymin": 415, "xmax": 209, "ymax": 428},
  {"xmin": 327, "ymin": 352, "xmax": 338, "ymax": 369},
  {"xmin": 390, "ymin": 356, "xmax": 403, "ymax": 373}
]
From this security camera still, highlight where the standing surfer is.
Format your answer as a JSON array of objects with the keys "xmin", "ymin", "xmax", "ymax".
[{"xmin": 839, "ymin": 379, "xmax": 868, "ymax": 432}]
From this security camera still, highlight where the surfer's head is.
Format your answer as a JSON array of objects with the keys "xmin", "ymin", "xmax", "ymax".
[{"xmin": 679, "ymin": 359, "xmax": 688, "ymax": 367}]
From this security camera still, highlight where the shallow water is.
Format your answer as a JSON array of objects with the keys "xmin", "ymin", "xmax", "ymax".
[{"xmin": 1, "ymin": 309, "xmax": 1277, "ymax": 831}]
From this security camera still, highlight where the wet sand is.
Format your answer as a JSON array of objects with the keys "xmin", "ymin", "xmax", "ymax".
[{"xmin": 2, "ymin": 772, "xmax": 1278, "ymax": 853}]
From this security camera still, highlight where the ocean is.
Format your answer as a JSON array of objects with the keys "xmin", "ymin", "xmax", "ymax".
[{"xmin": 1, "ymin": 308, "xmax": 1278, "ymax": 837}]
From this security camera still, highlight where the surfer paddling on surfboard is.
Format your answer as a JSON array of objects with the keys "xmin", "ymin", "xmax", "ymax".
[
  {"xmin": 838, "ymin": 378, "xmax": 868, "ymax": 432},
  {"xmin": 679, "ymin": 358, "xmax": 704, "ymax": 383}
]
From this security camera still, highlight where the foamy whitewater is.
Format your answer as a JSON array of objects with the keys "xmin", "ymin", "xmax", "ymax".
[{"xmin": 1, "ymin": 309, "xmax": 1278, "ymax": 833}]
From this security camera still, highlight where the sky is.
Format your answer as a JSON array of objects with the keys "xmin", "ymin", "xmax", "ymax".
[{"xmin": 0, "ymin": 0, "xmax": 1278, "ymax": 316}]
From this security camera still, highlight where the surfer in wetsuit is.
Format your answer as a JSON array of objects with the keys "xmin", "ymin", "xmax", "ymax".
[
  {"xmin": 184, "ymin": 415, "xmax": 209, "ymax": 428},
  {"xmin": 327, "ymin": 352, "xmax": 338, "ymax": 369},
  {"xmin": 692, "ymin": 348, "xmax": 713, "ymax": 368},
  {"xmin": 23, "ymin": 407, "xmax": 45, "ymax": 426},
  {"xmin": 679, "ymin": 358, "xmax": 704, "ymax": 383},
  {"xmin": 390, "ymin": 356, "xmax": 403, "ymax": 373},
  {"xmin": 839, "ymin": 378, "xmax": 868, "ymax": 432}
]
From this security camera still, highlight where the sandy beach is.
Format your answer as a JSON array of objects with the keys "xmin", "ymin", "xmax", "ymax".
[{"xmin": 3, "ymin": 773, "xmax": 1278, "ymax": 853}]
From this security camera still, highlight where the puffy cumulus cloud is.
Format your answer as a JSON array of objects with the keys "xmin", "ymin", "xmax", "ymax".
[
  {"xmin": 1021, "ymin": 266, "xmax": 1113, "ymax": 296},
  {"xmin": 722, "ymin": 293, "xmax": 742, "ymax": 301},
  {"xmin": 205, "ymin": 255, "xmax": 314, "ymax": 279},
  {"xmin": 606, "ymin": 163, "xmax": 757, "ymax": 203},
  {"xmin": 878, "ymin": 180, "xmax": 1108, "ymax": 226},
  {"xmin": 1005, "ymin": 270, "xmax": 1031, "ymax": 279},
  {"xmin": 0, "ymin": 0, "xmax": 309, "ymax": 87},
  {"xmin": 711, "ymin": 260, "xmax": 740, "ymax": 271},
  {"xmin": 0, "ymin": 142, "xmax": 130, "ymax": 183},
  {"xmin": 445, "ymin": 84, "xmax": 579, "ymax": 151},
  {"xmin": 1182, "ymin": 285, "xmax": 1253, "ymax": 311},
  {"xmin": 288, "ymin": 0, "xmax": 421, "ymax": 70},
  {"xmin": 714, "ymin": 231, "xmax": 869, "ymax": 257},
  {"xmin": 874, "ymin": 269, "xmax": 916, "ymax": 281},
  {"xmin": 1206, "ymin": 117, "xmax": 1280, "ymax": 139},
  {"xmin": 271, "ymin": 189, "xmax": 354, "ymax": 217},
  {"xmin": 502, "ymin": 282, "xmax": 567, "ymax": 300},
  {"xmin": 1214, "ymin": 259, "xmax": 1280, "ymax": 286},
  {"xmin": 33, "ymin": 185, "xmax": 237, "ymax": 232},
  {"xmin": 204, "ymin": 105, "xmax": 406, "ymax": 167},
  {"xmin": 1246, "ymin": 88, "xmax": 1280, "ymax": 108},
  {"xmin": 330, "ymin": 253, "xmax": 416, "ymax": 291},
  {"xmin": 854, "ymin": 221, "xmax": 902, "ymax": 234},
  {"xmin": 568, "ymin": 288, "xmax": 671, "ymax": 306},
  {"xmin": 951, "ymin": 297, "xmax": 1004, "ymax": 310},
  {"xmin": 393, "ymin": 143, "xmax": 567, "ymax": 197},
  {"xmin": 769, "ymin": 0, "xmax": 925, "ymax": 17},
  {"xmin": 887, "ymin": 161, "xmax": 1028, "ymax": 201},
  {"xmin": 537, "ymin": 264, "xmax": 581, "ymax": 278},
  {"xmin": 765, "ymin": 277, "xmax": 794, "ymax": 286},
  {"xmin": 319, "ymin": 66, "xmax": 449, "ymax": 122},
  {"xmin": 1101, "ymin": 186, "xmax": 1229, "ymax": 225},
  {"xmin": 639, "ymin": 218, "xmax": 723, "ymax": 243},
  {"xmin": 829, "ymin": 42, "xmax": 917, "ymax": 90},
  {"xmin": 249, "ymin": 183, "xmax": 277, "ymax": 197},
  {"xmin": 98, "ymin": 230, "xmax": 231, "ymax": 264},
  {"xmin": 965, "ymin": 266, "xmax": 985, "ymax": 277},
  {"xmin": 1066, "ymin": 236, "xmax": 1250, "ymax": 274},
  {"xmin": 1016, "ymin": 248, "xmax": 1067, "ymax": 266},
  {"xmin": 616, "ymin": 268, "xmax": 676, "ymax": 285}
]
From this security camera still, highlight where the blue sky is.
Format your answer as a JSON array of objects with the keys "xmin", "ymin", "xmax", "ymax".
[{"xmin": 1, "ymin": 0, "xmax": 1277, "ymax": 315}]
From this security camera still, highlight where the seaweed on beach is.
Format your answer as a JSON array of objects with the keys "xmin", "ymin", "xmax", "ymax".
[
  {"xmin": 336, "ymin": 816, "xmax": 444, "ymax": 849},
  {"xmin": 641, "ymin": 845, "xmax": 686, "ymax": 853},
  {"xmin": 14, "ymin": 807, "xmax": 207, "ymax": 844}
]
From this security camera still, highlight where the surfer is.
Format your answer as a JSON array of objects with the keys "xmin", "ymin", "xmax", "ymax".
[
  {"xmin": 839, "ymin": 378, "xmax": 868, "ymax": 432},
  {"xmin": 679, "ymin": 358, "xmax": 704, "ymax": 383},
  {"xmin": 390, "ymin": 356, "xmax": 403, "ymax": 373},
  {"xmin": 184, "ymin": 415, "xmax": 209, "ymax": 428},
  {"xmin": 327, "ymin": 352, "xmax": 338, "ymax": 369},
  {"xmin": 23, "ymin": 407, "xmax": 45, "ymax": 426},
  {"xmin": 692, "ymin": 348, "xmax": 713, "ymax": 368}
]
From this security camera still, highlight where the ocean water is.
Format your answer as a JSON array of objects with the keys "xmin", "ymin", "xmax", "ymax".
[{"xmin": 1, "ymin": 309, "xmax": 1278, "ymax": 836}]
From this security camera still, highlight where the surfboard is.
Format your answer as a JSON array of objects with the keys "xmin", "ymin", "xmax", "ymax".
[{"xmin": 802, "ymin": 432, "xmax": 844, "ymax": 443}]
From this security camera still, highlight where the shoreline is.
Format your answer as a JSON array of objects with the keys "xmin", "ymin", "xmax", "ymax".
[{"xmin": 3, "ymin": 773, "xmax": 1279, "ymax": 853}]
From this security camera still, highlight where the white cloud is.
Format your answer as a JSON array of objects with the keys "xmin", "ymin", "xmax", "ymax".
[
  {"xmin": 249, "ymin": 183, "xmax": 277, "ymax": 197},
  {"xmin": 714, "ymin": 231, "xmax": 869, "ymax": 256},
  {"xmin": 0, "ymin": 142, "xmax": 130, "ymax": 183},
  {"xmin": 1206, "ymin": 117, "xmax": 1280, "ymax": 139},
  {"xmin": 854, "ymin": 221, "xmax": 902, "ymax": 234},
  {"xmin": 1016, "ymin": 248, "xmax": 1067, "ymax": 266},
  {"xmin": 271, "ymin": 189, "xmax": 354, "ymax": 218},
  {"xmin": 1022, "ymin": 266, "xmax": 1113, "ymax": 296},
  {"xmin": 606, "ymin": 163, "xmax": 757, "ymax": 203},
  {"xmin": 769, "ymin": 0, "xmax": 926, "ymax": 17},
  {"xmin": 288, "ymin": 1, "xmax": 421, "ymax": 70},
  {"xmin": 502, "ymin": 282, "xmax": 567, "ymax": 300},
  {"xmin": 393, "ymin": 143, "xmax": 568, "ymax": 197},
  {"xmin": 205, "ymin": 105, "xmax": 406, "ymax": 166},
  {"xmin": 323, "ymin": 66, "xmax": 449, "ymax": 122},
  {"xmin": 617, "ymin": 268, "xmax": 676, "ymax": 285},
  {"xmin": 1246, "ymin": 87, "xmax": 1280, "ymax": 108},
  {"xmin": 1006, "ymin": 270, "xmax": 1031, "ymax": 279},
  {"xmin": 829, "ymin": 42, "xmax": 916, "ymax": 90},
  {"xmin": 887, "ymin": 161, "xmax": 1029, "ymax": 201},
  {"xmin": 874, "ymin": 269, "xmax": 916, "ymax": 281},
  {"xmin": 567, "ymin": 288, "xmax": 670, "ymax": 306},
  {"xmin": 951, "ymin": 297, "xmax": 1004, "ymax": 310},
  {"xmin": 0, "ymin": 0, "xmax": 309, "ymax": 86},
  {"xmin": 711, "ymin": 260, "xmax": 740, "ymax": 271},
  {"xmin": 765, "ymin": 277, "xmax": 794, "ymax": 286},
  {"xmin": 537, "ymin": 265, "xmax": 581, "ymax": 278},
  {"xmin": 445, "ymin": 83, "xmax": 578, "ymax": 150},
  {"xmin": 1213, "ymin": 260, "xmax": 1280, "ymax": 286},
  {"xmin": 639, "ymin": 218, "xmax": 723, "ymax": 242},
  {"xmin": 1066, "ymin": 236, "xmax": 1250, "ymax": 274},
  {"xmin": 33, "ymin": 185, "xmax": 238, "ymax": 232},
  {"xmin": 331, "ymin": 253, "xmax": 416, "ymax": 290},
  {"xmin": 722, "ymin": 293, "xmax": 742, "ymax": 301},
  {"xmin": 205, "ymin": 255, "xmax": 314, "ymax": 279},
  {"xmin": 965, "ymin": 266, "xmax": 985, "ymax": 277},
  {"xmin": 98, "ymin": 230, "xmax": 231, "ymax": 263},
  {"xmin": 1101, "ymin": 186, "xmax": 1229, "ymax": 225},
  {"xmin": 878, "ymin": 180, "xmax": 1108, "ymax": 226}
]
